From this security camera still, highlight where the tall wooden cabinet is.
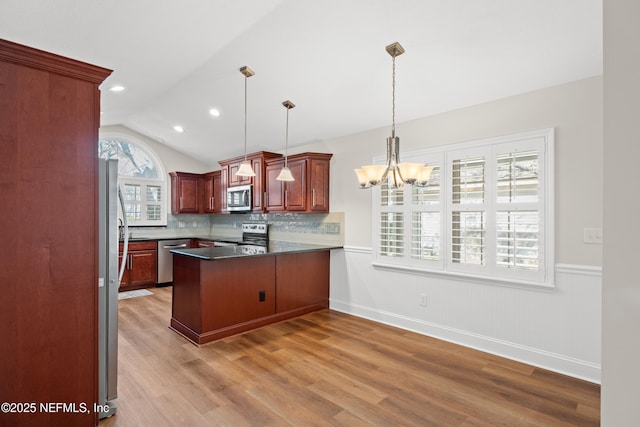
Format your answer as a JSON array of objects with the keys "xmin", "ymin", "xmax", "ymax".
[{"xmin": 0, "ymin": 39, "xmax": 111, "ymax": 426}]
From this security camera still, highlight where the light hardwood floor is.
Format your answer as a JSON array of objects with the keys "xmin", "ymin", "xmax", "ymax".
[{"xmin": 100, "ymin": 286, "xmax": 600, "ymax": 426}]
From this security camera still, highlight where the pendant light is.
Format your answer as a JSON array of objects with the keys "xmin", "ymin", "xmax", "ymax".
[
  {"xmin": 236, "ymin": 66, "xmax": 256, "ymax": 177},
  {"xmin": 276, "ymin": 100, "xmax": 296, "ymax": 182},
  {"xmin": 354, "ymin": 42, "xmax": 433, "ymax": 189}
]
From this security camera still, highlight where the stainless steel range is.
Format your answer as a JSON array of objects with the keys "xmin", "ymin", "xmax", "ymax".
[{"xmin": 241, "ymin": 223, "xmax": 268, "ymax": 250}]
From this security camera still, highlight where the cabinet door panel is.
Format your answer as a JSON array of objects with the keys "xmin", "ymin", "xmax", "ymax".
[
  {"xmin": 265, "ymin": 161, "xmax": 285, "ymax": 211},
  {"xmin": 284, "ymin": 158, "xmax": 306, "ymax": 211},
  {"xmin": 251, "ymin": 158, "xmax": 263, "ymax": 211},
  {"xmin": 309, "ymin": 158, "xmax": 330, "ymax": 212},
  {"xmin": 128, "ymin": 250, "xmax": 157, "ymax": 286},
  {"xmin": 212, "ymin": 171, "xmax": 222, "ymax": 212},
  {"xmin": 118, "ymin": 253, "xmax": 129, "ymax": 288},
  {"xmin": 203, "ymin": 174, "xmax": 215, "ymax": 213},
  {"xmin": 178, "ymin": 176, "xmax": 199, "ymax": 213}
]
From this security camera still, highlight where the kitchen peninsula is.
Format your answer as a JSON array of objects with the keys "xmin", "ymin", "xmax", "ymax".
[{"xmin": 169, "ymin": 241, "xmax": 341, "ymax": 345}]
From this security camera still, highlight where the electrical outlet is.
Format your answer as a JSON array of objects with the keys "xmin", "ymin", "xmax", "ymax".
[
  {"xmin": 192, "ymin": 221, "xmax": 198, "ymax": 228},
  {"xmin": 583, "ymin": 228, "xmax": 602, "ymax": 244},
  {"xmin": 178, "ymin": 221, "xmax": 185, "ymax": 228},
  {"xmin": 419, "ymin": 293, "xmax": 427, "ymax": 307}
]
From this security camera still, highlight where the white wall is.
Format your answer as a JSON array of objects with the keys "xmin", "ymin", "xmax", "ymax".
[
  {"xmin": 99, "ymin": 124, "xmax": 213, "ymax": 174},
  {"xmin": 601, "ymin": 1, "xmax": 640, "ymax": 424},
  {"xmin": 298, "ymin": 77, "xmax": 604, "ymax": 382}
]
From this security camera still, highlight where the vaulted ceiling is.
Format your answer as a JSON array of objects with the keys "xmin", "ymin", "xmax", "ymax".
[{"xmin": 0, "ymin": 0, "xmax": 602, "ymax": 166}]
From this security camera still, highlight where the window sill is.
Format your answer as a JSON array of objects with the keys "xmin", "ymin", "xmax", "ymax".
[{"xmin": 371, "ymin": 261, "xmax": 555, "ymax": 292}]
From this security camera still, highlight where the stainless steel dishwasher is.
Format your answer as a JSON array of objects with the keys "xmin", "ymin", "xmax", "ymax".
[{"xmin": 157, "ymin": 239, "xmax": 191, "ymax": 285}]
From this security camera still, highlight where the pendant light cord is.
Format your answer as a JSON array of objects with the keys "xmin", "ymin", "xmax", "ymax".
[
  {"xmin": 244, "ymin": 74, "xmax": 248, "ymax": 161},
  {"xmin": 284, "ymin": 107, "xmax": 289, "ymax": 167}
]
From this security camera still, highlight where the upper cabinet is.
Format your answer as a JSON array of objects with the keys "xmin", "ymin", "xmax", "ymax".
[
  {"xmin": 265, "ymin": 153, "xmax": 332, "ymax": 213},
  {"xmin": 170, "ymin": 172, "xmax": 201, "ymax": 214},
  {"xmin": 202, "ymin": 170, "xmax": 222, "ymax": 213},
  {"xmin": 307, "ymin": 154, "xmax": 332, "ymax": 212},
  {"xmin": 219, "ymin": 151, "xmax": 282, "ymax": 213},
  {"xmin": 170, "ymin": 151, "xmax": 331, "ymax": 215}
]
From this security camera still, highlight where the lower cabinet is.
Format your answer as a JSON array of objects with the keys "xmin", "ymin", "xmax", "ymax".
[{"xmin": 119, "ymin": 241, "xmax": 158, "ymax": 291}]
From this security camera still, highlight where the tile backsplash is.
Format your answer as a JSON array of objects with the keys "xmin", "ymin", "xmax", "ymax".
[
  {"xmin": 126, "ymin": 212, "xmax": 344, "ymax": 245},
  {"xmin": 211, "ymin": 212, "xmax": 344, "ymax": 245}
]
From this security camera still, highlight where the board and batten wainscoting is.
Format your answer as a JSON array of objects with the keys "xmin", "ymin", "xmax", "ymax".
[{"xmin": 330, "ymin": 247, "xmax": 601, "ymax": 384}]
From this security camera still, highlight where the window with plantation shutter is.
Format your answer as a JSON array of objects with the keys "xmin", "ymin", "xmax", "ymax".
[
  {"xmin": 378, "ymin": 183, "xmax": 405, "ymax": 258},
  {"xmin": 411, "ymin": 164, "xmax": 442, "ymax": 264},
  {"xmin": 372, "ymin": 128, "xmax": 553, "ymax": 287}
]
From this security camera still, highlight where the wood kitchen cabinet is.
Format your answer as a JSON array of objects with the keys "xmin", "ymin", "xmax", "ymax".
[
  {"xmin": 171, "ymin": 170, "xmax": 224, "ymax": 214},
  {"xmin": 219, "ymin": 151, "xmax": 282, "ymax": 213},
  {"xmin": 170, "ymin": 172, "xmax": 201, "ymax": 214},
  {"xmin": 119, "ymin": 241, "xmax": 158, "ymax": 291},
  {"xmin": 202, "ymin": 170, "xmax": 222, "ymax": 213},
  {"xmin": 265, "ymin": 152, "xmax": 332, "ymax": 213},
  {"xmin": 0, "ymin": 38, "xmax": 111, "ymax": 426},
  {"xmin": 265, "ymin": 157, "xmax": 306, "ymax": 211}
]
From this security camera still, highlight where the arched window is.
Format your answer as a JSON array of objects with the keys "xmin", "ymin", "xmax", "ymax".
[{"xmin": 99, "ymin": 137, "xmax": 168, "ymax": 226}]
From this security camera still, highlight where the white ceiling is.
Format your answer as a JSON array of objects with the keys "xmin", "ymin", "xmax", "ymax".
[{"xmin": 1, "ymin": 0, "xmax": 602, "ymax": 166}]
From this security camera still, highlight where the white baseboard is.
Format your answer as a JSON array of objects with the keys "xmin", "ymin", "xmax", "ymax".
[{"xmin": 329, "ymin": 298, "xmax": 601, "ymax": 384}]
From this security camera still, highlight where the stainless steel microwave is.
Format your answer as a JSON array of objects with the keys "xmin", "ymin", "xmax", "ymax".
[{"xmin": 226, "ymin": 184, "xmax": 252, "ymax": 212}]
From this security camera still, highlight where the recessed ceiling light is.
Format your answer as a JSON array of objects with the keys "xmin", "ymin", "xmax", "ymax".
[
  {"xmin": 108, "ymin": 85, "xmax": 125, "ymax": 92},
  {"xmin": 173, "ymin": 125, "xmax": 184, "ymax": 133},
  {"xmin": 209, "ymin": 108, "xmax": 220, "ymax": 117}
]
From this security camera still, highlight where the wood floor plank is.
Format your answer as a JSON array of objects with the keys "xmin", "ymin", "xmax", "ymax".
[{"xmin": 100, "ymin": 287, "xmax": 600, "ymax": 426}]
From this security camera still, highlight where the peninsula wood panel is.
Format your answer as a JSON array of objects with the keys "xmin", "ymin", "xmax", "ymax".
[
  {"xmin": 170, "ymin": 251, "xmax": 332, "ymax": 345},
  {"xmin": 201, "ymin": 256, "xmax": 276, "ymax": 330},
  {"xmin": 0, "ymin": 38, "xmax": 111, "ymax": 427},
  {"xmin": 276, "ymin": 251, "xmax": 330, "ymax": 313}
]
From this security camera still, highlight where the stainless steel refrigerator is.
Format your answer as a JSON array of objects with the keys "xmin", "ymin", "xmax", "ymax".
[{"xmin": 98, "ymin": 158, "xmax": 127, "ymax": 419}]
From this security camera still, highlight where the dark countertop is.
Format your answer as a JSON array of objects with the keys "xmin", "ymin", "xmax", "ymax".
[{"xmin": 170, "ymin": 241, "xmax": 343, "ymax": 261}]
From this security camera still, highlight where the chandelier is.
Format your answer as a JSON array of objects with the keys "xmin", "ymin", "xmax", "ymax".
[{"xmin": 354, "ymin": 42, "xmax": 433, "ymax": 189}]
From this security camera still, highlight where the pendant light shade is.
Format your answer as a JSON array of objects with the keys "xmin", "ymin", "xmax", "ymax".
[
  {"xmin": 236, "ymin": 66, "xmax": 256, "ymax": 177},
  {"xmin": 236, "ymin": 160, "xmax": 255, "ymax": 176},
  {"xmin": 276, "ymin": 166, "xmax": 295, "ymax": 182},
  {"xmin": 354, "ymin": 42, "xmax": 433, "ymax": 189},
  {"xmin": 276, "ymin": 100, "xmax": 296, "ymax": 182}
]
